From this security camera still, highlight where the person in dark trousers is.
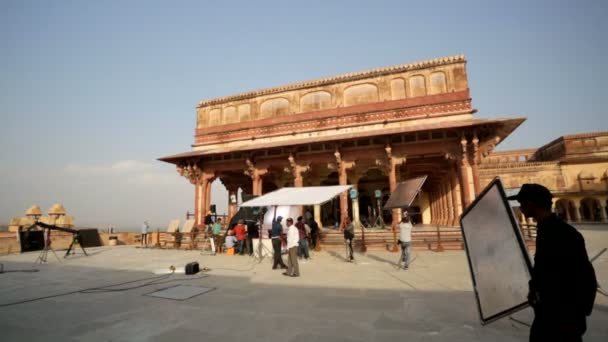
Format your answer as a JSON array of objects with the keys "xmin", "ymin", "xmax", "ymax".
[
  {"xmin": 342, "ymin": 216, "xmax": 355, "ymax": 262},
  {"xmin": 508, "ymin": 184, "xmax": 597, "ymax": 342},
  {"xmin": 398, "ymin": 213, "xmax": 413, "ymax": 270},
  {"xmin": 271, "ymin": 216, "xmax": 287, "ymax": 270},
  {"xmin": 204, "ymin": 211, "xmax": 214, "ymax": 233},
  {"xmin": 307, "ymin": 216, "xmax": 319, "ymax": 249},
  {"xmin": 232, "ymin": 219, "xmax": 247, "ymax": 255},
  {"xmin": 295, "ymin": 216, "xmax": 310, "ymax": 259}
]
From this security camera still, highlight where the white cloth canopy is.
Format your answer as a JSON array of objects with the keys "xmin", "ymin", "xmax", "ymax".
[{"xmin": 240, "ymin": 185, "xmax": 351, "ymax": 207}]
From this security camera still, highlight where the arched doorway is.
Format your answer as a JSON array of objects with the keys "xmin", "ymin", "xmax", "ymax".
[
  {"xmin": 357, "ymin": 168, "xmax": 389, "ymax": 228},
  {"xmin": 555, "ymin": 199, "xmax": 571, "ymax": 221},
  {"xmin": 567, "ymin": 200, "xmax": 579, "ymax": 222},
  {"xmin": 580, "ymin": 197, "xmax": 601, "ymax": 222}
]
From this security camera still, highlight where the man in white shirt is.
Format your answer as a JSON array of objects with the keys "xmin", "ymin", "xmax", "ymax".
[
  {"xmin": 141, "ymin": 221, "xmax": 150, "ymax": 247},
  {"xmin": 283, "ymin": 218, "xmax": 300, "ymax": 277},
  {"xmin": 398, "ymin": 213, "xmax": 413, "ymax": 270}
]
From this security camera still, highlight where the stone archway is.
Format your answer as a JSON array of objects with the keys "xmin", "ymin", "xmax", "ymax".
[
  {"xmin": 357, "ymin": 168, "xmax": 389, "ymax": 228},
  {"xmin": 580, "ymin": 197, "xmax": 601, "ymax": 222},
  {"xmin": 555, "ymin": 198, "xmax": 572, "ymax": 221}
]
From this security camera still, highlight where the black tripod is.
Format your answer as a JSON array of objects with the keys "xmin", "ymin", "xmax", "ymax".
[
  {"xmin": 35, "ymin": 229, "xmax": 61, "ymax": 264},
  {"xmin": 253, "ymin": 210, "xmax": 272, "ymax": 264},
  {"xmin": 34, "ymin": 222, "xmax": 88, "ymax": 261},
  {"xmin": 64, "ymin": 231, "xmax": 88, "ymax": 257},
  {"xmin": 371, "ymin": 198, "xmax": 386, "ymax": 228}
]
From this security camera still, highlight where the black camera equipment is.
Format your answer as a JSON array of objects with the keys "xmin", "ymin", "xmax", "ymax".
[{"xmin": 33, "ymin": 221, "xmax": 88, "ymax": 262}]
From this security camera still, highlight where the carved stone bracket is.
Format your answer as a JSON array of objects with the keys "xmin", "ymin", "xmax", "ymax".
[
  {"xmin": 177, "ymin": 162, "xmax": 214, "ymax": 185},
  {"xmin": 460, "ymin": 134, "xmax": 469, "ymax": 166},
  {"xmin": 481, "ymin": 135, "xmax": 501, "ymax": 158},
  {"xmin": 471, "ymin": 132, "xmax": 480, "ymax": 165}
]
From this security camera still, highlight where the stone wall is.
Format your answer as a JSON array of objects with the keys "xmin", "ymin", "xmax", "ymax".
[
  {"xmin": 0, "ymin": 231, "xmax": 155, "ymax": 255},
  {"xmin": 196, "ymin": 55, "xmax": 468, "ymax": 131}
]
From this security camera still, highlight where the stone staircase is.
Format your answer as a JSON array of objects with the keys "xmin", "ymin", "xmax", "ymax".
[
  {"xmin": 317, "ymin": 223, "xmax": 537, "ymax": 253},
  {"xmin": 318, "ymin": 225, "xmax": 466, "ymax": 252}
]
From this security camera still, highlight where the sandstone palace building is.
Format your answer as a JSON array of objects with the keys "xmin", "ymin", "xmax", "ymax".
[{"xmin": 159, "ymin": 55, "xmax": 608, "ymax": 228}]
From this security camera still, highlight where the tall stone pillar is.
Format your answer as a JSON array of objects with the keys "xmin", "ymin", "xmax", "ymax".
[
  {"xmin": 446, "ymin": 180, "xmax": 455, "ymax": 226},
  {"xmin": 194, "ymin": 183, "xmax": 201, "ymax": 225},
  {"xmin": 227, "ymin": 186, "xmax": 239, "ymax": 226},
  {"xmin": 450, "ymin": 171, "xmax": 462, "ymax": 224},
  {"xmin": 333, "ymin": 150, "xmax": 354, "ymax": 226},
  {"xmin": 429, "ymin": 192, "xmax": 436, "ymax": 224},
  {"xmin": 384, "ymin": 145, "xmax": 406, "ymax": 228},
  {"xmin": 565, "ymin": 201, "xmax": 572, "ymax": 221},
  {"xmin": 434, "ymin": 192, "xmax": 440, "ymax": 225},
  {"xmin": 443, "ymin": 183, "xmax": 450, "ymax": 225},
  {"xmin": 459, "ymin": 136, "xmax": 473, "ymax": 209},
  {"xmin": 437, "ymin": 191, "xmax": 442, "ymax": 224},
  {"xmin": 459, "ymin": 163, "xmax": 472, "ymax": 208},
  {"xmin": 600, "ymin": 204, "xmax": 608, "ymax": 222},
  {"xmin": 573, "ymin": 200, "xmax": 582, "ymax": 222},
  {"xmin": 246, "ymin": 159, "xmax": 267, "ymax": 197},
  {"xmin": 204, "ymin": 178, "xmax": 213, "ymax": 214},
  {"xmin": 471, "ymin": 133, "xmax": 481, "ymax": 196},
  {"xmin": 314, "ymin": 205, "xmax": 321, "ymax": 227},
  {"xmin": 288, "ymin": 154, "xmax": 309, "ymax": 215},
  {"xmin": 338, "ymin": 163, "xmax": 349, "ymax": 223}
]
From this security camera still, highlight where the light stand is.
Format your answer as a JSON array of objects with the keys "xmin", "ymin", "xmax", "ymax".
[
  {"xmin": 371, "ymin": 190, "xmax": 385, "ymax": 228},
  {"xmin": 35, "ymin": 225, "xmax": 61, "ymax": 264},
  {"xmin": 252, "ymin": 206, "xmax": 273, "ymax": 263}
]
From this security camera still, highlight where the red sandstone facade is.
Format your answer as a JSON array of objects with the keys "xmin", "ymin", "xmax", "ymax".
[{"xmin": 160, "ymin": 55, "xmax": 528, "ymax": 228}]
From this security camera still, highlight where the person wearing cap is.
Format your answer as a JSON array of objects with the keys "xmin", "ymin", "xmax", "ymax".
[
  {"xmin": 508, "ymin": 183, "xmax": 597, "ymax": 342},
  {"xmin": 271, "ymin": 216, "xmax": 287, "ymax": 270},
  {"xmin": 398, "ymin": 212, "xmax": 413, "ymax": 270}
]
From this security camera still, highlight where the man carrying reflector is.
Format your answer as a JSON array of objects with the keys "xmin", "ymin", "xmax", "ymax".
[{"xmin": 508, "ymin": 184, "xmax": 597, "ymax": 342}]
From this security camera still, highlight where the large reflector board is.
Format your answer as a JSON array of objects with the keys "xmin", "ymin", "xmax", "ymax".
[
  {"xmin": 384, "ymin": 175, "xmax": 427, "ymax": 209},
  {"xmin": 460, "ymin": 177, "xmax": 533, "ymax": 324}
]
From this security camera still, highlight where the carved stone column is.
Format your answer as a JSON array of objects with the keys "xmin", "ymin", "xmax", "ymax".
[
  {"xmin": 383, "ymin": 145, "xmax": 406, "ymax": 227},
  {"xmin": 429, "ymin": 192, "xmax": 436, "ymax": 224},
  {"xmin": 471, "ymin": 132, "xmax": 481, "ymax": 196},
  {"xmin": 450, "ymin": 170, "xmax": 462, "ymax": 224},
  {"xmin": 445, "ymin": 180, "xmax": 455, "ymax": 226},
  {"xmin": 459, "ymin": 135, "xmax": 473, "ymax": 208},
  {"xmin": 442, "ymin": 183, "xmax": 449, "ymax": 225},
  {"xmin": 204, "ymin": 177, "xmax": 213, "ymax": 214},
  {"xmin": 226, "ymin": 185, "xmax": 239, "ymax": 225},
  {"xmin": 288, "ymin": 153, "xmax": 310, "ymax": 215},
  {"xmin": 245, "ymin": 158, "xmax": 267, "ymax": 196},
  {"xmin": 332, "ymin": 149, "xmax": 355, "ymax": 226},
  {"xmin": 599, "ymin": 202, "xmax": 608, "ymax": 223},
  {"xmin": 314, "ymin": 205, "xmax": 321, "ymax": 227},
  {"xmin": 177, "ymin": 163, "xmax": 214, "ymax": 227},
  {"xmin": 573, "ymin": 200, "xmax": 582, "ymax": 222},
  {"xmin": 565, "ymin": 200, "xmax": 572, "ymax": 221},
  {"xmin": 348, "ymin": 173, "xmax": 363, "ymax": 228}
]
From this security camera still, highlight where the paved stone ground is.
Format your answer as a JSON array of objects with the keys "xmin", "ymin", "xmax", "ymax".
[{"xmin": 0, "ymin": 226, "xmax": 606, "ymax": 342}]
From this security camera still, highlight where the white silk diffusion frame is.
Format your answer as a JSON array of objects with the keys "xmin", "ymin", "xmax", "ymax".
[{"xmin": 460, "ymin": 177, "xmax": 533, "ymax": 324}]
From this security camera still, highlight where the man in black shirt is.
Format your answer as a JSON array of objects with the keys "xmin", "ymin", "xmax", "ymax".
[
  {"xmin": 508, "ymin": 184, "xmax": 596, "ymax": 342},
  {"xmin": 271, "ymin": 216, "xmax": 287, "ymax": 270}
]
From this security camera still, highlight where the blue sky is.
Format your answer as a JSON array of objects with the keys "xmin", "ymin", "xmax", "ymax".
[{"xmin": 1, "ymin": 0, "xmax": 606, "ymax": 229}]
